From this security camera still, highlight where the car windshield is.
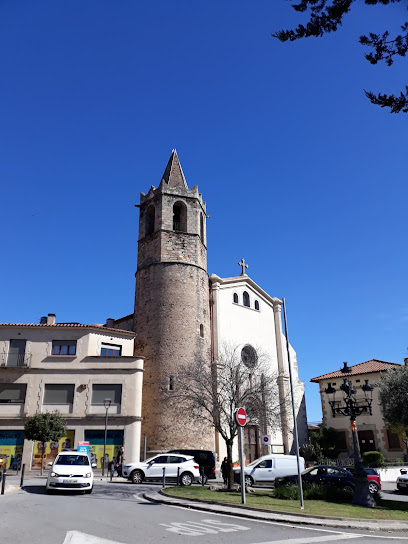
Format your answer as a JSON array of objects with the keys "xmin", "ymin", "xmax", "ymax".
[{"xmin": 55, "ymin": 455, "xmax": 90, "ymax": 466}]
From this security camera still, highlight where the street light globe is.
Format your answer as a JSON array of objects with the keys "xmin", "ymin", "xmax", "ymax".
[{"xmin": 104, "ymin": 398, "xmax": 112, "ymax": 409}]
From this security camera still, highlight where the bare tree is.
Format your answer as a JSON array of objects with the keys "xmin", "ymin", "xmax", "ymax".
[{"xmin": 165, "ymin": 343, "xmax": 286, "ymax": 488}]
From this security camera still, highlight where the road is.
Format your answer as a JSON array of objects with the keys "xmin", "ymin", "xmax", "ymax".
[{"xmin": 1, "ymin": 477, "xmax": 408, "ymax": 544}]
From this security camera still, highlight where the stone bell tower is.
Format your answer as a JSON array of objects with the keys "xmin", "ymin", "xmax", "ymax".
[{"xmin": 134, "ymin": 150, "xmax": 214, "ymax": 454}]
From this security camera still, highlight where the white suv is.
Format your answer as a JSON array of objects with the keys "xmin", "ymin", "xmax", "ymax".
[
  {"xmin": 123, "ymin": 454, "xmax": 200, "ymax": 485},
  {"xmin": 46, "ymin": 451, "xmax": 96, "ymax": 494}
]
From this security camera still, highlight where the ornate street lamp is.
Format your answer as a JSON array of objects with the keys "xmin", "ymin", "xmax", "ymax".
[
  {"xmin": 102, "ymin": 398, "xmax": 112, "ymax": 477},
  {"xmin": 324, "ymin": 363, "xmax": 375, "ymax": 507}
]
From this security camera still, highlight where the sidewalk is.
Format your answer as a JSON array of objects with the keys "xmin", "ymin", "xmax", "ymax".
[{"xmin": 143, "ymin": 488, "xmax": 408, "ymax": 533}]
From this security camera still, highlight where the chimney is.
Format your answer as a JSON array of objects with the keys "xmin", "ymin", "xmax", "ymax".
[
  {"xmin": 47, "ymin": 313, "xmax": 56, "ymax": 325},
  {"xmin": 40, "ymin": 316, "xmax": 47, "ymax": 324},
  {"xmin": 105, "ymin": 318, "xmax": 115, "ymax": 329}
]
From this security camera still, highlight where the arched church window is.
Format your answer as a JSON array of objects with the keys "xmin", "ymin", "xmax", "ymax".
[
  {"xmin": 243, "ymin": 291, "xmax": 250, "ymax": 307},
  {"xmin": 145, "ymin": 204, "xmax": 155, "ymax": 236},
  {"xmin": 199, "ymin": 324, "xmax": 204, "ymax": 338},
  {"xmin": 200, "ymin": 213, "xmax": 204, "ymax": 241},
  {"xmin": 241, "ymin": 345, "xmax": 258, "ymax": 369},
  {"xmin": 233, "ymin": 293, "xmax": 238, "ymax": 304},
  {"xmin": 255, "ymin": 300, "xmax": 259, "ymax": 311},
  {"xmin": 173, "ymin": 201, "xmax": 187, "ymax": 232}
]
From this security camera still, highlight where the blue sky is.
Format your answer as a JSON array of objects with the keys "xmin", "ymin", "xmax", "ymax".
[{"xmin": 1, "ymin": 1, "xmax": 407, "ymax": 423}]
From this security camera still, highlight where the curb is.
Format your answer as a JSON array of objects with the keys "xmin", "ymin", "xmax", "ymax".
[{"xmin": 142, "ymin": 490, "xmax": 408, "ymax": 532}]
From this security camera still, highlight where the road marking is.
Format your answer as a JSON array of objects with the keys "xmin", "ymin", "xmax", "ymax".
[
  {"xmin": 165, "ymin": 504, "xmax": 408, "ymax": 539},
  {"xmin": 160, "ymin": 518, "xmax": 250, "ymax": 536},
  {"xmin": 63, "ymin": 531, "xmax": 124, "ymax": 544},
  {"xmin": 133, "ymin": 492, "xmax": 150, "ymax": 502},
  {"xmin": 249, "ymin": 534, "xmax": 363, "ymax": 544}
]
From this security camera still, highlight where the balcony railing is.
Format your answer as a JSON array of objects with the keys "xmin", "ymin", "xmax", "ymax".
[{"xmin": 0, "ymin": 352, "xmax": 31, "ymax": 368}]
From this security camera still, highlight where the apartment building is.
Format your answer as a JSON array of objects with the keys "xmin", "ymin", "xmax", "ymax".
[{"xmin": 0, "ymin": 314, "xmax": 144, "ymax": 470}]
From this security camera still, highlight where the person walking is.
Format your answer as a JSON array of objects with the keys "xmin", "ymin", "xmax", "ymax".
[
  {"xmin": 116, "ymin": 446, "xmax": 124, "ymax": 477},
  {"xmin": 221, "ymin": 457, "xmax": 229, "ymax": 487}
]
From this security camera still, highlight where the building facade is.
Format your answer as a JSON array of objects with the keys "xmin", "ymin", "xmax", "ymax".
[
  {"xmin": 0, "ymin": 314, "xmax": 143, "ymax": 470},
  {"xmin": 210, "ymin": 272, "xmax": 307, "ymax": 462},
  {"xmin": 311, "ymin": 360, "xmax": 405, "ymax": 460}
]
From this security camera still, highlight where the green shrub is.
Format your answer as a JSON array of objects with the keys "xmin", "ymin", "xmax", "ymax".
[
  {"xmin": 362, "ymin": 451, "xmax": 385, "ymax": 468},
  {"xmin": 273, "ymin": 484, "xmax": 299, "ymax": 500},
  {"xmin": 302, "ymin": 483, "xmax": 326, "ymax": 500}
]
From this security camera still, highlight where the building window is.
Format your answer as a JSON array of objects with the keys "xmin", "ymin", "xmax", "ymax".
[
  {"xmin": 199, "ymin": 324, "xmax": 204, "ymax": 338},
  {"xmin": 145, "ymin": 204, "xmax": 155, "ymax": 236},
  {"xmin": 173, "ymin": 201, "xmax": 187, "ymax": 232},
  {"xmin": 254, "ymin": 300, "xmax": 259, "ymax": 311},
  {"xmin": 233, "ymin": 293, "xmax": 238, "ymax": 304},
  {"xmin": 243, "ymin": 291, "xmax": 250, "ymax": 307},
  {"xmin": 91, "ymin": 384, "xmax": 122, "ymax": 405},
  {"xmin": 52, "ymin": 341, "xmax": 76, "ymax": 356},
  {"xmin": 168, "ymin": 376, "xmax": 174, "ymax": 391},
  {"xmin": 43, "ymin": 384, "xmax": 74, "ymax": 405},
  {"xmin": 387, "ymin": 429, "xmax": 402, "ymax": 449},
  {"xmin": 0, "ymin": 384, "xmax": 27, "ymax": 404},
  {"xmin": 101, "ymin": 343, "xmax": 122, "ymax": 357},
  {"xmin": 241, "ymin": 345, "xmax": 258, "ymax": 368},
  {"xmin": 7, "ymin": 339, "xmax": 27, "ymax": 367}
]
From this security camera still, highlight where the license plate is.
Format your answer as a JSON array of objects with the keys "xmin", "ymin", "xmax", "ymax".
[
  {"xmin": 400, "ymin": 482, "xmax": 407, "ymax": 487},
  {"xmin": 63, "ymin": 479, "xmax": 77, "ymax": 483}
]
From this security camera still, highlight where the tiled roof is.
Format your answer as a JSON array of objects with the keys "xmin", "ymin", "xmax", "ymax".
[
  {"xmin": 0, "ymin": 323, "xmax": 136, "ymax": 336},
  {"xmin": 310, "ymin": 360, "xmax": 400, "ymax": 382}
]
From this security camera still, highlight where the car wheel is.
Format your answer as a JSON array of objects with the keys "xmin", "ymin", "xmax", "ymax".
[
  {"xmin": 45, "ymin": 487, "xmax": 54, "ymax": 495},
  {"xmin": 342, "ymin": 484, "xmax": 354, "ymax": 493},
  {"xmin": 131, "ymin": 470, "xmax": 144, "ymax": 484},
  {"xmin": 180, "ymin": 472, "xmax": 193, "ymax": 486},
  {"xmin": 368, "ymin": 481, "xmax": 379, "ymax": 494},
  {"xmin": 244, "ymin": 475, "xmax": 254, "ymax": 487},
  {"xmin": 84, "ymin": 486, "xmax": 93, "ymax": 494}
]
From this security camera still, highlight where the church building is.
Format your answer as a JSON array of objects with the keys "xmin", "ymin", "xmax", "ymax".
[{"xmin": 124, "ymin": 150, "xmax": 307, "ymax": 461}]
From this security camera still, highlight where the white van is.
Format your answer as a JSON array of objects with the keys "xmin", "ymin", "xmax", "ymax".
[{"xmin": 234, "ymin": 454, "xmax": 305, "ymax": 486}]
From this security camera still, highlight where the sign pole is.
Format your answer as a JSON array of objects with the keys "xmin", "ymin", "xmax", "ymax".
[{"xmin": 235, "ymin": 407, "xmax": 247, "ymax": 505}]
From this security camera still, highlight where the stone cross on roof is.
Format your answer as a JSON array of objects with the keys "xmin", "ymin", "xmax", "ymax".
[{"xmin": 238, "ymin": 258, "xmax": 248, "ymax": 276}]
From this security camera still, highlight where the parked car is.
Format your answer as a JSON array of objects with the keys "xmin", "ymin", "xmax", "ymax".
[
  {"xmin": 275, "ymin": 465, "xmax": 355, "ymax": 493},
  {"xmin": 396, "ymin": 468, "xmax": 408, "ymax": 493},
  {"xmin": 344, "ymin": 466, "xmax": 381, "ymax": 494},
  {"xmin": 234, "ymin": 454, "xmax": 305, "ymax": 487},
  {"xmin": 45, "ymin": 451, "xmax": 96, "ymax": 494},
  {"xmin": 168, "ymin": 449, "xmax": 216, "ymax": 482},
  {"xmin": 123, "ymin": 453, "xmax": 201, "ymax": 486}
]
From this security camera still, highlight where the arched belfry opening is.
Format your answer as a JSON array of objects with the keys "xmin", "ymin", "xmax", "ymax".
[
  {"xmin": 145, "ymin": 204, "xmax": 155, "ymax": 236},
  {"xmin": 173, "ymin": 201, "xmax": 187, "ymax": 232},
  {"xmin": 200, "ymin": 213, "xmax": 204, "ymax": 242}
]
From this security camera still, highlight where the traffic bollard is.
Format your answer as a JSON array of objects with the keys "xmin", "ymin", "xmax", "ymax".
[
  {"xmin": 177, "ymin": 467, "xmax": 180, "ymax": 486},
  {"xmin": 20, "ymin": 464, "xmax": 25, "ymax": 489},
  {"xmin": 1, "ymin": 470, "xmax": 6, "ymax": 495},
  {"xmin": 162, "ymin": 467, "xmax": 166, "ymax": 488}
]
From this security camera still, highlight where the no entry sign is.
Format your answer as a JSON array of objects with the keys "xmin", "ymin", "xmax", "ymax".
[{"xmin": 235, "ymin": 407, "xmax": 247, "ymax": 427}]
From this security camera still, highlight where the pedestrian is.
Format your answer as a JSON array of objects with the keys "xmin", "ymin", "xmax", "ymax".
[
  {"xmin": 116, "ymin": 446, "xmax": 124, "ymax": 477},
  {"xmin": 221, "ymin": 457, "xmax": 229, "ymax": 486}
]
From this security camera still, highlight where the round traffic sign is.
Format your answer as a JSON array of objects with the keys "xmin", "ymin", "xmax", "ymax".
[{"xmin": 235, "ymin": 407, "xmax": 247, "ymax": 427}]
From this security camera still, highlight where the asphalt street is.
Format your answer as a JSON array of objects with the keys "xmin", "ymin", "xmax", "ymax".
[{"xmin": 1, "ymin": 477, "xmax": 408, "ymax": 544}]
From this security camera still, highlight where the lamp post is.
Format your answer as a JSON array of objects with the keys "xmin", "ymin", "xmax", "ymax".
[
  {"xmin": 102, "ymin": 398, "xmax": 112, "ymax": 477},
  {"xmin": 324, "ymin": 362, "xmax": 375, "ymax": 507}
]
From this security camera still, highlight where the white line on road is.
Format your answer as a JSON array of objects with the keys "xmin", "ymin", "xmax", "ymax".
[
  {"xmin": 248, "ymin": 534, "xmax": 363, "ymax": 544},
  {"xmin": 63, "ymin": 531, "xmax": 124, "ymax": 544}
]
